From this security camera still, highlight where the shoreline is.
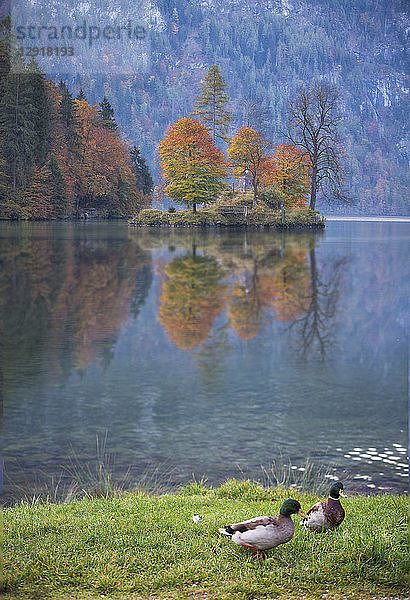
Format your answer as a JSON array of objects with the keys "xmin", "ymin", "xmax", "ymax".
[
  {"xmin": 3, "ymin": 480, "xmax": 407, "ymax": 600},
  {"xmin": 325, "ymin": 216, "xmax": 410, "ymax": 222}
]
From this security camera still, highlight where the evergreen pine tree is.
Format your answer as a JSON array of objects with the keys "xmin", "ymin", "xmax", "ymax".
[
  {"xmin": 76, "ymin": 88, "xmax": 86, "ymax": 100},
  {"xmin": 0, "ymin": 72, "xmax": 44, "ymax": 192},
  {"xmin": 29, "ymin": 72, "xmax": 48, "ymax": 166},
  {"xmin": 47, "ymin": 154, "xmax": 69, "ymax": 217},
  {"xmin": 98, "ymin": 96, "xmax": 117, "ymax": 129},
  {"xmin": 0, "ymin": 145, "xmax": 10, "ymax": 201},
  {"xmin": 58, "ymin": 80, "xmax": 74, "ymax": 128},
  {"xmin": 23, "ymin": 165, "xmax": 49, "ymax": 218},
  {"xmin": 0, "ymin": 16, "xmax": 11, "ymax": 81},
  {"xmin": 192, "ymin": 65, "xmax": 232, "ymax": 143},
  {"xmin": 130, "ymin": 146, "xmax": 153, "ymax": 194}
]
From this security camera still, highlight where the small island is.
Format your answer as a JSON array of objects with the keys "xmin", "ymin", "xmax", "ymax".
[
  {"xmin": 129, "ymin": 67, "xmax": 343, "ymax": 228},
  {"xmin": 129, "ymin": 191, "xmax": 325, "ymax": 229}
]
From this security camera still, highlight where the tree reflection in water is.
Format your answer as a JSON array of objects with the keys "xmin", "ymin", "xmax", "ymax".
[
  {"xmin": 158, "ymin": 244, "xmax": 228, "ymax": 351},
  {"xmin": 155, "ymin": 230, "xmax": 347, "ymax": 360},
  {"xmin": 0, "ymin": 225, "xmax": 152, "ymax": 381},
  {"xmin": 289, "ymin": 245, "xmax": 348, "ymax": 359}
]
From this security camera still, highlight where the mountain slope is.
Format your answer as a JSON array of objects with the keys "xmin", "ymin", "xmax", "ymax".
[{"xmin": 55, "ymin": 0, "xmax": 408, "ymax": 214}]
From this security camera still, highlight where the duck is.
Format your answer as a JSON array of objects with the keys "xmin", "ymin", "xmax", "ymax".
[
  {"xmin": 302, "ymin": 481, "xmax": 346, "ymax": 532},
  {"xmin": 218, "ymin": 498, "xmax": 308, "ymax": 560}
]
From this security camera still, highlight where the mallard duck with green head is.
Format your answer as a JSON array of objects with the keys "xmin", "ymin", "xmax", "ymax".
[
  {"xmin": 218, "ymin": 498, "xmax": 307, "ymax": 560},
  {"xmin": 302, "ymin": 481, "xmax": 346, "ymax": 532}
]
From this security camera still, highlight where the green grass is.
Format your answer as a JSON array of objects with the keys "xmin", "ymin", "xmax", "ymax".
[{"xmin": 2, "ymin": 481, "xmax": 408, "ymax": 600}]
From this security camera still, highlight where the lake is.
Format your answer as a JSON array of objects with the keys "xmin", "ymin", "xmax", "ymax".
[{"xmin": 0, "ymin": 220, "xmax": 408, "ymax": 502}]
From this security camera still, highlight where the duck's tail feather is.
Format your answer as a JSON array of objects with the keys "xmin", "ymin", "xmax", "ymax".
[{"xmin": 218, "ymin": 526, "xmax": 235, "ymax": 537}]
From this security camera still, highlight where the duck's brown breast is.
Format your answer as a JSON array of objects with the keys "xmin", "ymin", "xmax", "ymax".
[{"xmin": 324, "ymin": 498, "xmax": 345, "ymax": 527}]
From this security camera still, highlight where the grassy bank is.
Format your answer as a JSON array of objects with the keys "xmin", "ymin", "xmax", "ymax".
[
  {"xmin": 2, "ymin": 480, "xmax": 407, "ymax": 600},
  {"xmin": 129, "ymin": 206, "xmax": 325, "ymax": 228}
]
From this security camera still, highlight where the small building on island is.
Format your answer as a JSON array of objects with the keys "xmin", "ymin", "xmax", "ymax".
[{"xmin": 238, "ymin": 169, "xmax": 253, "ymax": 192}]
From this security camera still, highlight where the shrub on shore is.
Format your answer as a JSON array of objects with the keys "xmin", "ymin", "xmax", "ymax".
[{"xmin": 130, "ymin": 205, "xmax": 324, "ymax": 228}]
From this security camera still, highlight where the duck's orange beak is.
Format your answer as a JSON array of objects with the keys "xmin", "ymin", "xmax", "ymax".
[
  {"xmin": 340, "ymin": 492, "xmax": 348, "ymax": 498},
  {"xmin": 298, "ymin": 508, "xmax": 308, "ymax": 519}
]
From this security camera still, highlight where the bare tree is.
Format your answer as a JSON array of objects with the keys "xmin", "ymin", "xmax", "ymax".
[
  {"xmin": 286, "ymin": 83, "xmax": 346, "ymax": 210},
  {"xmin": 241, "ymin": 94, "xmax": 271, "ymax": 137}
]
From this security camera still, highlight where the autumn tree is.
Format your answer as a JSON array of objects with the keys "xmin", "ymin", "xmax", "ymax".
[
  {"xmin": 227, "ymin": 127, "xmax": 270, "ymax": 205},
  {"xmin": 261, "ymin": 144, "xmax": 310, "ymax": 208},
  {"xmin": 286, "ymin": 83, "xmax": 345, "ymax": 210},
  {"xmin": 23, "ymin": 154, "xmax": 69, "ymax": 218},
  {"xmin": 0, "ymin": 39, "xmax": 145, "ymax": 220},
  {"xmin": 192, "ymin": 65, "xmax": 233, "ymax": 143},
  {"xmin": 72, "ymin": 98, "xmax": 143, "ymax": 216},
  {"xmin": 158, "ymin": 117, "xmax": 227, "ymax": 212}
]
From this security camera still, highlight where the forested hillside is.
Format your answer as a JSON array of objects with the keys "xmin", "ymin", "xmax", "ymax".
[
  {"xmin": 42, "ymin": 0, "xmax": 408, "ymax": 215},
  {"xmin": 0, "ymin": 17, "xmax": 150, "ymax": 219},
  {"xmin": 1, "ymin": 0, "xmax": 408, "ymax": 215}
]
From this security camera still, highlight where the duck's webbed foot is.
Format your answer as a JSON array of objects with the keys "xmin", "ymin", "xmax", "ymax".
[{"xmin": 240, "ymin": 542, "xmax": 264, "ymax": 561}]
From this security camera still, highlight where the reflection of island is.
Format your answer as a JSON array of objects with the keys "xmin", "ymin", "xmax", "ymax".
[
  {"xmin": 158, "ymin": 247, "xmax": 228, "ymax": 350},
  {"xmin": 227, "ymin": 246, "xmax": 310, "ymax": 339},
  {"xmin": 154, "ymin": 229, "xmax": 348, "ymax": 359},
  {"xmin": 0, "ymin": 225, "xmax": 153, "ymax": 384}
]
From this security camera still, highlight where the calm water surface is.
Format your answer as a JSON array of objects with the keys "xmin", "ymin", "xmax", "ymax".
[{"xmin": 0, "ymin": 220, "xmax": 408, "ymax": 501}]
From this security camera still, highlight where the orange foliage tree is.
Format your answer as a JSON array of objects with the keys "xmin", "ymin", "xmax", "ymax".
[
  {"xmin": 72, "ymin": 98, "xmax": 142, "ymax": 215},
  {"xmin": 227, "ymin": 127, "xmax": 271, "ymax": 204},
  {"xmin": 23, "ymin": 154, "xmax": 69, "ymax": 219},
  {"xmin": 261, "ymin": 144, "xmax": 311, "ymax": 208},
  {"xmin": 158, "ymin": 117, "xmax": 227, "ymax": 212}
]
